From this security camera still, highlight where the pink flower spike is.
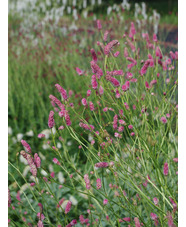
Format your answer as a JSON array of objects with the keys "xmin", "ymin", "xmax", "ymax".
[
  {"xmin": 48, "ymin": 111, "xmax": 55, "ymax": 128},
  {"xmin": 99, "ymin": 85, "xmax": 104, "ymax": 95},
  {"xmin": 103, "ymin": 30, "xmax": 109, "ymax": 41},
  {"xmin": 153, "ymin": 34, "xmax": 158, "ymax": 42},
  {"xmin": 163, "ymin": 162, "xmax": 169, "ymax": 176},
  {"xmin": 89, "ymin": 102, "xmax": 95, "ymax": 111},
  {"xmin": 76, "ymin": 67, "xmax": 83, "ymax": 75},
  {"xmin": 90, "ymin": 48, "xmax": 98, "ymax": 63},
  {"xmin": 34, "ymin": 153, "xmax": 41, "ymax": 168},
  {"xmin": 91, "ymin": 75, "xmax": 98, "ymax": 90},
  {"xmin": 96, "ymin": 178, "xmax": 102, "ymax": 189},
  {"xmin": 153, "ymin": 197, "xmax": 159, "ymax": 205},
  {"xmin": 97, "ymin": 20, "xmax": 102, "ymax": 30},
  {"xmin": 55, "ymin": 84, "xmax": 68, "ymax": 100},
  {"xmin": 145, "ymin": 81, "xmax": 150, "ymax": 89},
  {"xmin": 104, "ymin": 40, "xmax": 119, "ymax": 55},
  {"xmin": 128, "ymin": 125, "xmax": 133, "ymax": 129},
  {"xmin": 65, "ymin": 201, "xmax": 72, "ymax": 214},
  {"xmin": 95, "ymin": 162, "xmax": 109, "ymax": 168},
  {"xmin": 50, "ymin": 172, "xmax": 55, "ymax": 178},
  {"xmin": 21, "ymin": 140, "xmax": 32, "ymax": 153},
  {"xmin": 70, "ymin": 219, "xmax": 77, "ymax": 226},
  {"xmin": 134, "ymin": 217, "xmax": 141, "ymax": 227}
]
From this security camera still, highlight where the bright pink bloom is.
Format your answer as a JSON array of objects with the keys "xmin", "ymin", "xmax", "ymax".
[
  {"xmin": 115, "ymin": 89, "xmax": 120, "ymax": 98},
  {"xmin": 140, "ymin": 60, "xmax": 150, "ymax": 75},
  {"xmin": 37, "ymin": 220, "xmax": 44, "ymax": 227},
  {"xmin": 65, "ymin": 201, "xmax": 72, "ymax": 214},
  {"xmin": 76, "ymin": 67, "xmax": 83, "ymax": 75},
  {"xmin": 95, "ymin": 162, "xmax": 109, "ymax": 168},
  {"xmin": 131, "ymin": 132, "xmax": 135, "ymax": 136},
  {"xmin": 21, "ymin": 140, "xmax": 32, "ymax": 153},
  {"xmin": 118, "ymin": 126, "xmax": 124, "ymax": 132},
  {"xmin": 169, "ymin": 197, "xmax": 177, "ymax": 212},
  {"xmin": 87, "ymin": 90, "xmax": 91, "ymax": 96},
  {"xmin": 145, "ymin": 81, "xmax": 150, "ymax": 89},
  {"xmin": 123, "ymin": 217, "xmax": 131, "ymax": 222},
  {"xmin": 81, "ymin": 98, "xmax": 87, "ymax": 106},
  {"xmin": 55, "ymin": 84, "xmax": 68, "ymax": 100},
  {"xmin": 128, "ymin": 125, "xmax": 133, "ymax": 129},
  {"xmin": 163, "ymin": 162, "xmax": 169, "ymax": 176},
  {"xmin": 49, "ymin": 95, "xmax": 65, "ymax": 110},
  {"xmin": 173, "ymin": 158, "xmax": 178, "ymax": 163},
  {"xmin": 104, "ymin": 40, "xmax": 119, "ymax": 55},
  {"xmin": 153, "ymin": 34, "xmax": 158, "ymax": 42},
  {"xmin": 37, "ymin": 213, "xmax": 45, "ymax": 221},
  {"xmin": 50, "ymin": 172, "xmax": 55, "ymax": 178},
  {"xmin": 90, "ymin": 48, "xmax": 97, "ymax": 62},
  {"xmin": 48, "ymin": 111, "xmax": 55, "ymax": 128},
  {"xmin": 57, "ymin": 198, "xmax": 65, "ymax": 208},
  {"xmin": 103, "ymin": 199, "xmax": 108, "ymax": 205}
]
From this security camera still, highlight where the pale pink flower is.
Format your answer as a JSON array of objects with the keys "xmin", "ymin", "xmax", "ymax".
[
  {"xmin": 103, "ymin": 199, "xmax": 108, "ymax": 205},
  {"xmin": 57, "ymin": 198, "xmax": 65, "ymax": 208},
  {"xmin": 76, "ymin": 67, "xmax": 83, "ymax": 75},
  {"xmin": 21, "ymin": 140, "xmax": 32, "ymax": 153},
  {"xmin": 128, "ymin": 125, "xmax": 133, "ymax": 129},
  {"xmin": 16, "ymin": 191, "xmax": 21, "ymax": 201},
  {"xmin": 37, "ymin": 220, "xmax": 44, "ymax": 227},
  {"xmin": 129, "ymin": 22, "xmax": 136, "ymax": 38},
  {"xmin": 96, "ymin": 178, "xmax": 102, "ymax": 189},
  {"xmin": 153, "ymin": 34, "xmax": 158, "ymax": 42},
  {"xmin": 53, "ymin": 158, "xmax": 60, "ymax": 165},
  {"xmin": 97, "ymin": 20, "xmax": 102, "ymax": 30},
  {"xmin": 124, "ymin": 47, "xmax": 129, "ymax": 57},
  {"xmin": 103, "ymin": 30, "xmax": 109, "ymax": 41},
  {"xmin": 99, "ymin": 85, "xmax": 104, "ymax": 95},
  {"xmin": 58, "ymin": 125, "xmax": 64, "ymax": 130},
  {"xmin": 114, "ymin": 51, "xmax": 120, "ymax": 57},
  {"xmin": 64, "ymin": 111, "xmax": 71, "ymax": 126},
  {"xmin": 113, "ymin": 114, "xmax": 118, "ymax": 130},
  {"xmin": 134, "ymin": 217, "xmax": 141, "ymax": 227},
  {"xmin": 38, "ymin": 134, "xmax": 45, "ymax": 139},
  {"xmin": 153, "ymin": 197, "xmax": 159, "ymax": 205}
]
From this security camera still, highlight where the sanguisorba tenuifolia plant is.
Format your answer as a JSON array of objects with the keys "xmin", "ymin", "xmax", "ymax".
[{"xmin": 8, "ymin": 20, "xmax": 178, "ymax": 226}]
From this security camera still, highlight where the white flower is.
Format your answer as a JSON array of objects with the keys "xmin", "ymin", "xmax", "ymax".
[
  {"xmin": 26, "ymin": 130, "xmax": 34, "ymax": 137},
  {"xmin": 69, "ymin": 195, "xmax": 78, "ymax": 205},
  {"xmin": 20, "ymin": 155, "xmax": 28, "ymax": 165},
  {"xmin": 52, "ymin": 127, "xmax": 56, "ymax": 135},
  {"xmin": 38, "ymin": 152, "xmax": 46, "ymax": 160},
  {"xmin": 48, "ymin": 164, "xmax": 54, "ymax": 173},
  {"xmin": 57, "ymin": 142, "xmax": 62, "ymax": 149},
  {"xmin": 20, "ymin": 183, "xmax": 28, "ymax": 194},
  {"xmin": 41, "ymin": 169, "xmax": 48, "ymax": 176},
  {"xmin": 8, "ymin": 127, "xmax": 12, "ymax": 135},
  {"xmin": 23, "ymin": 166, "xmax": 30, "ymax": 177},
  {"xmin": 17, "ymin": 133, "xmax": 24, "ymax": 141},
  {"xmin": 29, "ymin": 176, "xmax": 39, "ymax": 184},
  {"xmin": 58, "ymin": 172, "xmax": 65, "ymax": 184},
  {"xmin": 67, "ymin": 141, "xmax": 72, "ymax": 146},
  {"xmin": 12, "ymin": 137, "xmax": 17, "ymax": 144}
]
